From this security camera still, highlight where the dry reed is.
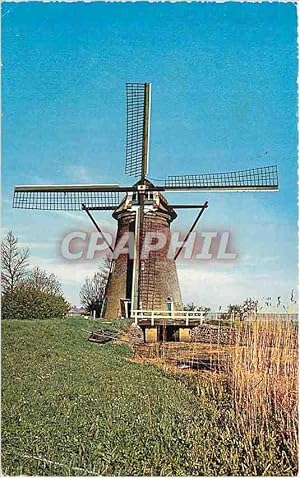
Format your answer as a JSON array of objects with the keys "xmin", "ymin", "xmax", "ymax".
[{"xmin": 132, "ymin": 318, "xmax": 298, "ymax": 473}]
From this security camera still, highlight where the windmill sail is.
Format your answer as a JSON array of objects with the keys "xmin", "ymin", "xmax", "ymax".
[
  {"xmin": 164, "ymin": 165, "xmax": 278, "ymax": 191},
  {"xmin": 13, "ymin": 184, "xmax": 131, "ymax": 211},
  {"xmin": 125, "ymin": 83, "xmax": 151, "ymax": 178}
]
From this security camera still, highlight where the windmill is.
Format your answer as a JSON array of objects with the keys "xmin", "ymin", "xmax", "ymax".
[{"xmin": 13, "ymin": 83, "xmax": 279, "ymax": 319}]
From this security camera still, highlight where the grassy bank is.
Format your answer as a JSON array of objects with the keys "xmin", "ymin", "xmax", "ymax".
[{"xmin": 2, "ymin": 317, "xmax": 297, "ymax": 475}]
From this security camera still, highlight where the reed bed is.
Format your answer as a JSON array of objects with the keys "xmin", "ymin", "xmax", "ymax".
[
  {"xmin": 225, "ymin": 319, "xmax": 298, "ymax": 473},
  {"xmin": 132, "ymin": 319, "xmax": 298, "ymax": 474}
]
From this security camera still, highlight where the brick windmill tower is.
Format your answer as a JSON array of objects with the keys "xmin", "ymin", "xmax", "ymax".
[
  {"xmin": 13, "ymin": 83, "xmax": 279, "ymax": 321},
  {"xmin": 104, "ymin": 178, "xmax": 183, "ymax": 318}
]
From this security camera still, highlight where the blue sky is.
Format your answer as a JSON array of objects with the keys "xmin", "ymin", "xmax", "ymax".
[{"xmin": 2, "ymin": 2, "xmax": 298, "ymax": 309}]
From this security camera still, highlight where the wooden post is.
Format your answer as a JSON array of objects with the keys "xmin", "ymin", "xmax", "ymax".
[
  {"xmin": 131, "ymin": 206, "xmax": 141, "ymax": 312},
  {"xmin": 162, "ymin": 325, "xmax": 167, "ymax": 342}
]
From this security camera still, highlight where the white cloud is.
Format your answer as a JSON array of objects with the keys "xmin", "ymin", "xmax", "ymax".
[
  {"xmin": 177, "ymin": 264, "xmax": 296, "ymax": 309},
  {"xmin": 261, "ymin": 256, "xmax": 280, "ymax": 263},
  {"xmin": 47, "ymin": 210, "xmax": 115, "ymax": 230},
  {"xmin": 29, "ymin": 256, "xmax": 100, "ymax": 285},
  {"xmin": 1, "ymin": 226, "xmax": 10, "ymax": 237},
  {"xmin": 236, "ymin": 254, "xmax": 280, "ymax": 270},
  {"xmin": 64, "ymin": 165, "xmax": 95, "ymax": 183}
]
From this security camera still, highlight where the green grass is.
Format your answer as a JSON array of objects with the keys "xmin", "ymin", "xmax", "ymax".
[{"xmin": 2, "ymin": 317, "xmax": 296, "ymax": 476}]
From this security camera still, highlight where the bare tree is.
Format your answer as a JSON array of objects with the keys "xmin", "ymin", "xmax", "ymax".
[
  {"xmin": 80, "ymin": 258, "xmax": 110, "ymax": 317},
  {"xmin": 25, "ymin": 267, "xmax": 62, "ymax": 295},
  {"xmin": 1, "ymin": 231, "xmax": 30, "ymax": 293},
  {"xmin": 242, "ymin": 298, "xmax": 258, "ymax": 318},
  {"xmin": 225, "ymin": 298, "xmax": 258, "ymax": 320}
]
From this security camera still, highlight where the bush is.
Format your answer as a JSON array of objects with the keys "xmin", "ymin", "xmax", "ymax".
[{"xmin": 2, "ymin": 284, "xmax": 70, "ymax": 320}]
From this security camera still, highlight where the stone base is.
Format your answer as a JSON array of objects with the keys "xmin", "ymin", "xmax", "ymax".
[{"xmin": 127, "ymin": 323, "xmax": 144, "ymax": 345}]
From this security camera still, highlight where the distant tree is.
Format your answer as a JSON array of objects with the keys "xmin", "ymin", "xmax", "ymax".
[
  {"xmin": 25, "ymin": 267, "xmax": 62, "ymax": 295},
  {"xmin": 242, "ymin": 298, "xmax": 259, "ymax": 317},
  {"xmin": 1, "ymin": 233, "xmax": 70, "ymax": 320},
  {"xmin": 225, "ymin": 304, "xmax": 244, "ymax": 321},
  {"xmin": 1, "ymin": 231, "xmax": 29, "ymax": 293},
  {"xmin": 184, "ymin": 303, "xmax": 211, "ymax": 314},
  {"xmin": 224, "ymin": 298, "xmax": 258, "ymax": 321},
  {"xmin": 80, "ymin": 259, "xmax": 110, "ymax": 317}
]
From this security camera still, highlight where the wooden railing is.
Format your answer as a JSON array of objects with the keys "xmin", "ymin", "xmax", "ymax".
[
  {"xmin": 131, "ymin": 309, "xmax": 205, "ymax": 326},
  {"xmin": 131, "ymin": 310, "xmax": 298, "ymax": 326}
]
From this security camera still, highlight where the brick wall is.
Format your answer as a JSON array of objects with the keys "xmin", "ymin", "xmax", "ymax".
[
  {"xmin": 139, "ymin": 211, "xmax": 182, "ymax": 311},
  {"xmin": 104, "ymin": 209, "xmax": 135, "ymax": 319},
  {"xmin": 104, "ymin": 197, "xmax": 183, "ymax": 319}
]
